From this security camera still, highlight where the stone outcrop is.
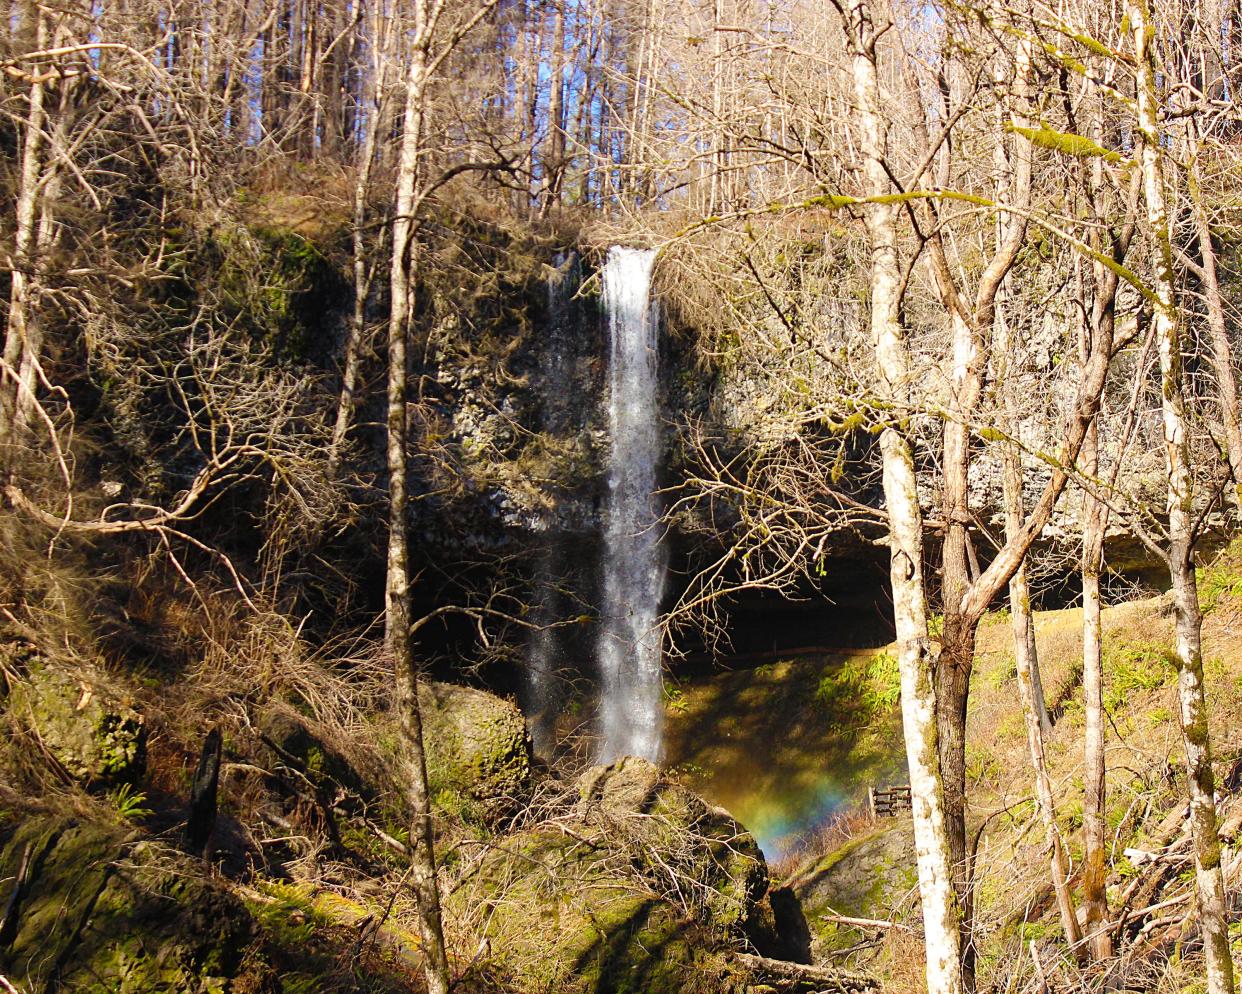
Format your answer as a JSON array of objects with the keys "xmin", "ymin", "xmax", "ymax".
[
  {"xmin": 0, "ymin": 816, "xmax": 273, "ymax": 993},
  {"xmin": 257, "ymin": 702, "xmax": 372, "ymax": 800},
  {"xmin": 450, "ymin": 826, "xmax": 737, "ymax": 994},
  {"xmin": 7, "ymin": 654, "xmax": 145, "ymax": 786},
  {"xmin": 446, "ymin": 757, "xmax": 834, "ymax": 994},
  {"xmin": 575, "ymin": 756, "xmax": 780, "ymax": 947},
  {"xmin": 788, "ymin": 821, "xmax": 918, "ymax": 958}
]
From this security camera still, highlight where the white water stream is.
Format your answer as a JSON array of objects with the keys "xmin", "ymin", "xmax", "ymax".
[{"xmin": 597, "ymin": 246, "xmax": 665, "ymax": 762}]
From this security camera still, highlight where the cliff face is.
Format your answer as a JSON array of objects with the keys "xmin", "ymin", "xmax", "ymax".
[{"xmin": 8, "ymin": 172, "xmax": 1168, "ymax": 689}]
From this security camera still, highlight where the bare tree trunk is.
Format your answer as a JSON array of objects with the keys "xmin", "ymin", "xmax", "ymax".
[
  {"xmin": 0, "ymin": 4, "xmax": 48, "ymax": 445},
  {"xmin": 995, "ymin": 296, "xmax": 1081, "ymax": 955},
  {"xmin": 1133, "ymin": 4, "xmax": 1235, "ymax": 990},
  {"xmin": 711, "ymin": 0, "xmax": 725, "ymax": 214},
  {"xmin": 330, "ymin": 21, "xmax": 388, "ymax": 475},
  {"xmin": 1006, "ymin": 465, "xmax": 1083, "ymax": 954},
  {"xmin": 1080, "ymin": 416, "xmax": 1112, "ymax": 960},
  {"xmin": 923, "ymin": 43, "xmax": 1033, "ymax": 986},
  {"xmin": 1077, "ymin": 147, "xmax": 1141, "ymax": 963},
  {"xmin": 387, "ymin": 22, "xmax": 451, "ymax": 994},
  {"xmin": 1187, "ymin": 138, "xmax": 1242, "ymax": 511},
  {"xmin": 12, "ymin": 80, "xmax": 69, "ymax": 439},
  {"xmin": 844, "ymin": 4, "xmax": 963, "ymax": 992},
  {"xmin": 1008, "ymin": 548, "xmax": 1050, "ymax": 740},
  {"xmin": 540, "ymin": 0, "xmax": 567, "ymax": 214}
]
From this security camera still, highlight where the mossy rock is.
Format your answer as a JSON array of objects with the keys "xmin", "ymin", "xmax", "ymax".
[
  {"xmin": 256, "ymin": 703, "xmax": 371, "ymax": 800},
  {"xmin": 447, "ymin": 827, "xmax": 736, "ymax": 994},
  {"xmin": 575, "ymin": 757, "xmax": 797, "ymax": 954},
  {"xmin": 419, "ymin": 682, "xmax": 532, "ymax": 824},
  {"xmin": 788, "ymin": 822, "xmax": 917, "ymax": 957},
  {"xmin": 7, "ymin": 659, "xmax": 146, "ymax": 786},
  {"xmin": 0, "ymin": 816, "xmax": 276, "ymax": 993}
]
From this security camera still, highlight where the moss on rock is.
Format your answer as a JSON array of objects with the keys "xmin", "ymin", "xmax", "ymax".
[
  {"xmin": 7, "ymin": 659, "xmax": 146, "ymax": 786},
  {"xmin": 0, "ymin": 816, "xmax": 275, "ymax": 993},
  {"xmin": 576, "ymin": 757, "xmax": 774, "ymax": 945},
  {"xmin": 419, "ymin": 682, "xmax": 532, "ymax": 824},
  {"xmin": 256, "ymin": 703, "xmax": 370, "ymax": 800},
  {"xmin": 788, "ymin": 822, "xmax": 917, "ymax": 957},
  {"xmin": 448, "ymin": 827, "xmax": 735, "ymax": 994}
]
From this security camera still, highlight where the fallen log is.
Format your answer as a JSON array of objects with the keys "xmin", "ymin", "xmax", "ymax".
[{"xmin": 733, "ymin": 951, "xmax": 878, "ymax": 993}]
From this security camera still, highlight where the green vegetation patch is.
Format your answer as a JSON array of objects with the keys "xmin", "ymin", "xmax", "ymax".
[
  {"xmin": 1103, "ymin": 639, "xmax": 1175, "ymax": 712},
  {"xmin": 0, "ymin": 815, "xmax": 269, "ymax": 993},
  {"xmin": 815, "ymin": 651, "xmax": 901, "ymax": 730}
]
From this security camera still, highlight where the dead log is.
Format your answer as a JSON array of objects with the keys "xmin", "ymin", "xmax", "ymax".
[{"xmin": 732, "ymin": 951, "xmax": 877, "ymax": 993}]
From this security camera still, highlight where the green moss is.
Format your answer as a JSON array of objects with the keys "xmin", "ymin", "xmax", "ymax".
[
  {"xmin": 448, "ymin": 827, "xmax": 732, "ymax": 994},
  {"xmin": 214, "ymin": 223, "xmax": 346, "ymax": 361},
  {"xmin": 0, "ymin": 817, "xmax": 269, "ymax": 993},
  {"xmin": 794, "ymin": 823, "xmax": 916, "ymax": 952},
  {"xmin": 419, "ymin": 682, "xmax": 532, "ymax": 826},
  {"xmin": 1197, "ymin": 546, "xmax": 1242, "ymax": 614},
  {"xmin": 10, "ymin": 661, "xmax": 146, "ymax": 786},
  {"xmin": 1008, "ymin": 123, "xmax": 1123, "ymax": 161}
]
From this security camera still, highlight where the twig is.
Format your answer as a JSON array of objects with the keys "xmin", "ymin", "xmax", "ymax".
[{"xmin": 1028, "ymin": 940, "xmax": 1049, "ymax": 994}]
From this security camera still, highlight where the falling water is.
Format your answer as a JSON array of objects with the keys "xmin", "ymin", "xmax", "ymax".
[
  {"xmin": 524, "ymin": 252, "xmax": 577, "ymax": 757},
  {"xmin": 597, "ymin": 246, "xmax": 665, "ymax": 763}
]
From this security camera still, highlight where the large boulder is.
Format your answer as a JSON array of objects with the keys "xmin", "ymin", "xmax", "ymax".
[
  {"xmin": 419, "ymin": 681, "xmax": 533, "ymax": 824},
  {"xmin": 448, "ymin": 827, "xmax": 736, "ymax": 994},
  {"xmin": 0, "ymin": 816, "xmax": 275, "ymax": 993},
  {"xmin": 7, "ymin": 657, "xmax": 145, "ymax": 786},
  {"xmin": 789, "ymin": 821, "xmax": 918, "ymax": 958},
  {"xmin": 447, "ymin": 760, "xmax": 841, "ymax": 992},
  {"xmin": 575, "ymin": 757, "xmax": 780, "ymax": 948},
  {"xmin": 256, "ymin": 702, "xmax": 371, "ymax": 800}
]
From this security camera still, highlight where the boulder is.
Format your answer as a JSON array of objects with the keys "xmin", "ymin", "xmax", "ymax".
[
  {"xmin": 419, "ymin": 681, "xmax": 532, "ymax": 824},
  {"xmin": 575, "ymin": 756, "xmax": 775, "ymax": 946},
  {"xmin": 256, "ymin": 702, "xmax": 370, "ymax": 799},
  {"xmin": 440, "ymin": 758, "xmax": 865, "ymax": 992},
  {"xmin": 8, "ymin": 659, "xmax": 145, "ymax": 786},
  {"xmin": 448, "ymin": 827, "xmax": 736, "ymax": 994},
  {"xmin": 788, "ymin": 821, "xmax": 918, "ymax": 957}
]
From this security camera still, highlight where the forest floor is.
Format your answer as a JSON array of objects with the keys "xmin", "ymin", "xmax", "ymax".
[{"xmin": 8, "ymin": 537, "xmax": 1242, "ymax": 994}]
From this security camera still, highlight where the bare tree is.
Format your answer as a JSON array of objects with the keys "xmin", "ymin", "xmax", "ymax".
[
  {"xmin": 839, "ymin": 2, "xmax": 963, "ymax": 990},
  {"xmin": 1131, "ymin": 1, "xmax": 1234, "ymax": 988}
]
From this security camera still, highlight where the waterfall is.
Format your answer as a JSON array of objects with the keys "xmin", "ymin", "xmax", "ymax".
[
  {"xmin": 525, "ymin": 252, "xmax": 577, "ymax": 757},
  {"xmin": 597, "ymin": 246, "xmax": 665, "ymax": 763}
]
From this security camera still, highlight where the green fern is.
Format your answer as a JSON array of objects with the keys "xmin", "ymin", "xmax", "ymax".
[{"xmin": 108, "ymin": 783, "xmax": 153, "ymax": 821}]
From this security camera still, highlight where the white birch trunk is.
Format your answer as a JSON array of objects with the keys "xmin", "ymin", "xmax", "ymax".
[
  {"xmin": 1133, "ymin": 4, "xmax": 1235, "ymax": 990},
  {"xmin": 845, "ymin": 3, "xmax": 963, "ymax": 990}
]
